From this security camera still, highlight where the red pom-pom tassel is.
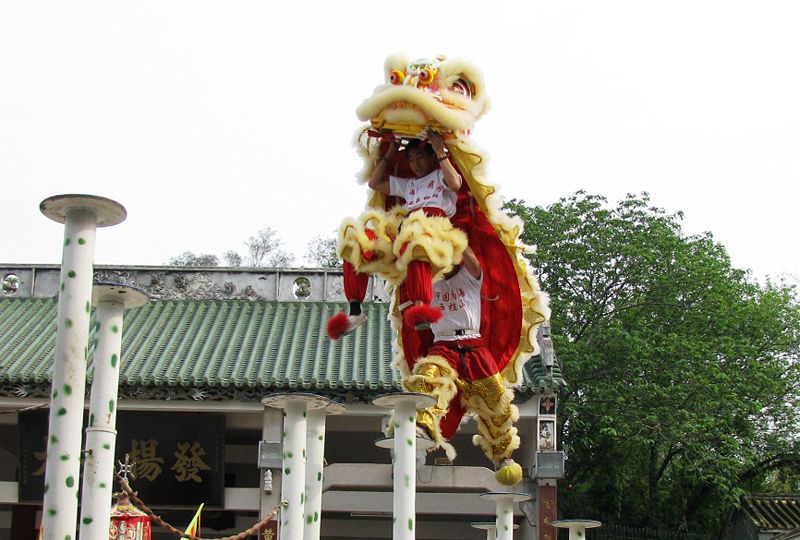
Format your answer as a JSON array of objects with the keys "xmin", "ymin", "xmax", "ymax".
[
  {"xmin": 326, "ymin": 313, "xmax": 350, "ymax": 340},
  {"xmin": 403, "ymin": 304, "xmax": 443, "ymax": 329}
]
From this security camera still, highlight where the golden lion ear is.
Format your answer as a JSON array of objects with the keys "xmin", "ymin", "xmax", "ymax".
[{"xmin": 436, "ymin": 54, "xmax": 446, "ymax": 62}]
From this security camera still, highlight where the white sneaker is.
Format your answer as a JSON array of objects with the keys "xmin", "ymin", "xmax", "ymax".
[{"xmin": 342, "ymin": 313, "xmax": 367, "ymax": 336}]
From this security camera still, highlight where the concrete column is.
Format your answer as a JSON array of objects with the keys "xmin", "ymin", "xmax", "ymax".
[
  {"xmin": 79, "ymin": 283, "xmax": 148, "ymax": 540},
  {"xmin": 39, "ymin": 194, "xmax": 125, "ymax": 540}
]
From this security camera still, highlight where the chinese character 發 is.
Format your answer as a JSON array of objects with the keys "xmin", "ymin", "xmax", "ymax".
[{"xmin": 171, "ymin": 441, "xmax": 211, "ymax": 483}]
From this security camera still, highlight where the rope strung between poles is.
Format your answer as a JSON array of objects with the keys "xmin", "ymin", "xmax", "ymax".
[{"xmin": 116, "ymin": 473, "xmax": 286, "ymax": 540}]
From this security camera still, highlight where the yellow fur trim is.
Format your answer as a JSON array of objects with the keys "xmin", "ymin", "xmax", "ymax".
[
  {"xmin": 337, "ymin": 207, "xmax": 407, "ymax": 285},
  {"xmin": 459, "ymin": 378, "xmax": 521, "ymax": 462},
  {"xmin": 393, "ymin": 211, "xmax": 467, "ymax": 282},
  {"xmin": 472, "ymin": 427, "xmax": 521, "ymax": 463},
  {"xmin": 404, "ymin": 356, "xmax": 458, "ymax": 410},
  {"xmin": 402, "ymin": 355, "xmax": 460, "ymax": 459}
]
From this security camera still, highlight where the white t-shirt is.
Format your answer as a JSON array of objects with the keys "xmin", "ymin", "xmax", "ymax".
[
  {"xmin": 430, "ymin": 265, "xmax": 483, "ymax": 341},
  {"xmin": 389, "ymin": 169, "xmax": 457, "ymax": 218}
]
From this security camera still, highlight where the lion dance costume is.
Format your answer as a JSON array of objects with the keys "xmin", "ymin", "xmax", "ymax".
[{"xmin": 328, "ymin": 53, "xmax": 550, "ymax": 486}]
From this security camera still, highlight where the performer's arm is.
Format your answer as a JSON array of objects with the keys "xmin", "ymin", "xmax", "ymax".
[
  {"xmin": 368, "ymin": 140, "xmax": 398, "ymax": 194},
  {"xmin": 461, "ymin": 246, "xmax": 482, "ymax": 279},
  {"xmin": 429, "ymin": 131, "xmax": 462, "ymax": 192}
]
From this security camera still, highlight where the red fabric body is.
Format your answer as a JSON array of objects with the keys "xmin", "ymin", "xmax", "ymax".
[
  {"xmin": 426, "ymin": 338, "xmax": 502, "ymax": 440},
  {"xmin": 382, "ymin": 150, "xmax": 522, "ymax": 376},
  {"xmin": 343, "ymin": 261, "xmax": 369, "ymax": 303},
  {"xmin": 403, "ymin": 260, "xmax": 433, "ymax": 303}
]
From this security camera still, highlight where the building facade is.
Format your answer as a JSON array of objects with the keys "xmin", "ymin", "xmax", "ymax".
[{"xmin": 0, "ymin": 264, "xmax": 564, "ymax": 539}]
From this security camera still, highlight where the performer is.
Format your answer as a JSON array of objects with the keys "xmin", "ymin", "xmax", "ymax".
[
  {"xmin": 327, "ymin": 53, "xmax": 550, "ymax": 483},
  {"xmin": 327, "ymin": 130, "xmax": 468, "ymax": 339},
  {"xmin": 405, "ymin": 246, "xmax": 524, "ymax": 486}
]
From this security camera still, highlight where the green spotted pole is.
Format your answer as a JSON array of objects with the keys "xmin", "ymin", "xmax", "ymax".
[
  {"xmin": 262, "ymin": 394, "xmax": 335, "ymax": 540},
  {"xmin": 372, "ymin": 393, "xmax": 435, "ymax": 540},
  {"xmin": 479, "ymin": 492, "xmax": 533, "ymax": 540},
  {"xmin": 79, "ymin": 283, "xmax": 148, "ymax": 540},
  {"xmin": 391, "ymin": 398, "xmax": 417, "ymax": 540},
  {"xmin": 281, "ymin": 399, "xmax": 308, "ymax": 540},
  {"xmin": 495, "ymin": 496, "xmax": 513, "ymax": 540},
  {"xmin": 304, "ymin": 401, "xmax": 345, "ymax": 540},
  {"xmin": 39, "ymin": 194, "xmax": 126, "ymax": 540}
]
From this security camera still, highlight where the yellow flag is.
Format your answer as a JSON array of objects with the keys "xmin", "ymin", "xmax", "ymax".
[{"xmin": 183, "ymin": 503, "xmax": 204, "ymax": 538}]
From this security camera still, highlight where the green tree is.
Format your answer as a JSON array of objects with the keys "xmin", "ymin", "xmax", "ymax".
[
  {"xmin": 168, "ymin": 251, "xmax": 219, "ymax": 267},
  {"xmin": 166, "ymin": 226, "xmax": 295, "ymax": 268},
  {"xmin": 305, "ymin": 234, "xmax": 341, "ymax": 268},
  {"xmin": 222, "ymin": 249, "xmax": 242, "ymax": 267},
  {"xmin": 244, "ymin": 226, "xmax": 295, "ymax": 267},
  {"xmin": 505, "ymin": 192, "xmax": 800, "ymax": 534}
]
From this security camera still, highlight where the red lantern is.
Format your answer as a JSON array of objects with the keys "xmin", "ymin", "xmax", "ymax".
[{"xmin": 109, "ymin": 495, "xmax": 152, "ymax": 540}]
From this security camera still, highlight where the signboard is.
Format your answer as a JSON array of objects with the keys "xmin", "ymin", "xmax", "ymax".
[{"xmin": 19, "ymin": 410, "xmax": 225, "ymax": 507}]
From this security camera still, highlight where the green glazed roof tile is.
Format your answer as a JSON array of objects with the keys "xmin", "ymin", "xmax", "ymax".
[{"xmin": 0, "ymin": 297, "xmax": 562, "ymax": 400}]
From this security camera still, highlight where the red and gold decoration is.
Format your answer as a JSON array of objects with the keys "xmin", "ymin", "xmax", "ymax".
[{"xmin": 109, "ymin": 494, "xmax": 152, "ymax": 540}]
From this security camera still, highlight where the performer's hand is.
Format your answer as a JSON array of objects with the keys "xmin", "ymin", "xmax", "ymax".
[
  {"xmin": 383, "ymin": 138, "xmax": 399, "ymax": 159},
  {"xmin": 379, "ymin": 129, "xmax": 395, "ymax": 142},
  {"xmin": 427, "ymin": 131, "xmax": 447, "ymax": 157}
]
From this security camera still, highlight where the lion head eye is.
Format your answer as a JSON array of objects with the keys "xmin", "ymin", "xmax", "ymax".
[
  {"xmin": 389, "ymin": 70, "xmax": 405, "ymax": 85},
  {"xmin": 449, "ymin": 78, "xmax": 473, "ymax": 99}
]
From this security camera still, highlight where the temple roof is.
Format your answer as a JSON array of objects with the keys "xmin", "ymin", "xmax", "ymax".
[
  {"xmin": 741, "ymin": 496, "xmax": 800, "ymax": 532},
  {"xmin": 0, "ymin": 265, "xmax": 564, "ymax": 403}
]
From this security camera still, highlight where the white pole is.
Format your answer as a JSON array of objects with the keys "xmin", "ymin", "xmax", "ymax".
[
  {"xmin": 481, "ymin": 492, "xmax": 532, "ymax": 540},
  {"xmin": 39, "ymin": 195, "xmax": 125, "ymax": 540},
  {"xmin": 471, "ymin": 521, "xmax": 498, "ymax": 540},
  {"xmin": 373, "ymin": 393, "xmax": 435, "ymax": 540},
  {"xmin": 393, "ymin": 398, "xmax": 417, "ymax": 540},
  {"xmin": 495, "ymin": 497, "xmax": 514, "ymax": 540},
  {"xmin": 79, "ymin": 284, "xmax": 147, "ymax": 540},
  {"xmin": 281, "ymin": 399, "xmax": 308, "ymax": 540},
  {"xmin": 304, "ymin": 401, "xmax": 345, "ymax": 540}
]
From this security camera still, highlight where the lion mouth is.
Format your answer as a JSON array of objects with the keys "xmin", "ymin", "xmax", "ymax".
[{"xmin": 369, "ymin": 100, "xmax": 467, "ymax": 138}]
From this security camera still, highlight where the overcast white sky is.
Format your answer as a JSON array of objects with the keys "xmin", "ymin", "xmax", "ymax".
[{"xmin": 2, "ymin": 1, "xmax": 798, "ymax": 282}]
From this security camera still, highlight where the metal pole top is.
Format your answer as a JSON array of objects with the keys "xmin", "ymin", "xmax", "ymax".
[
  {"xmin": 92, "ymin": 282, "xmax": 149, "ymax": 308},
  {"xmin": 40, "ymin": 194, "xmax": 126, "ymax": 226},
  {"xmin": 372, "ymin": 392, "xmax": 436, "ymax": 410},
  {"xmin": 550, "ymin": 520, "xmax": 602, "ymax": 531},
  {"xmin": 261, "ymin": 392, "xmax": 343, "ymax": 411},
  {"xmin": 471, "ymin": 521, "xmax": 519, "ymax": 531},
  {"xmin": 480, "ymin": 491, "xmax": 533, "ymax": 503}
]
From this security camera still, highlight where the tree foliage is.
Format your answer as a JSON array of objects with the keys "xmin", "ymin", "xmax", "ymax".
[
  {"xmin": 166, "ymin": 226, "xmax": 295, "ymax": 268},
  {"xmin": 505, "ymin": 192, "xmax": 800, "ymax": 533},
  {"xmin": 222, "ymin": 250, "xmax": 242, "ymax": 267},
  {"xmin": 244, "ymin": 226, "xmax": 295, "ymax": 268},
  {"xmin": 168, "ymin": 251, "xmax": 219, "ymax": 267},
  {"xmin": 305, "ymin": 235, "xmax": 341, "ymax": 268}
]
